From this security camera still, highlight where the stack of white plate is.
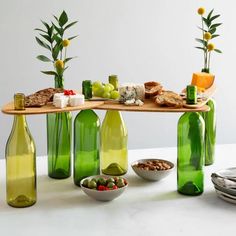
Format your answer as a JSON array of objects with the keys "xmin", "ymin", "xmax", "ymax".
[{"xmin": 211, "ymin": 167, "xmax": 236, "ymax": 204}]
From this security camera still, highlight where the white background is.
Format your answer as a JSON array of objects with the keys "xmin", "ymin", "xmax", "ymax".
[{"xmin": 0, "ymin": 0, "xmax": 234, "ymax": 158}]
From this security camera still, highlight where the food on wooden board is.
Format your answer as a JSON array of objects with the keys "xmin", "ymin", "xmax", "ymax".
[
  {"xmin": 144, "ymin": 81, "xmax": 163, "ymax": 98},
  {"xmin": 53, "ymin": 92, "xmax": 85, "ymax": 108},
  {"xmin": 25, "ymin": 88, "xmax": 84, "ymax": 108},
  {"xmin": 119, "ymin": 83, "xmax": 145, "ymax": 106},
  {"xmin": 191, "ymin": 72, "xmax": 215, "ymax": 89},
  {"xmin": 25, "ymin": 88, "xmax": 63, "ymax": 107},
  {"xmin": 155, "ymin": 91, "xmax": 183, "ymax": 108}
]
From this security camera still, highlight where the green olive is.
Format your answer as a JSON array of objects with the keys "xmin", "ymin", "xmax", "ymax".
[
  {"xmin": 88, "ymin": 180, "xmax": 97, "ymax": 189},
  {"xmin": 107, "ymin": 182, "xmax": 115, "ymax": 189},
  {"xmin": 91, "ymin": 178, "xmax": 97, "ymax": 183},
  {"xmin": 117, "ymin": 179, "xmax": 125, "ymax": 188},
  {"xmin": 82, "ymin": 179, "xmax": 89, "ymax": 187},
  {"xmin": 107, "ymin": 177, "xmax": 115, "ymax": 183},
  {"xmin": 97, "ymin": 177, "xmax": 106, "ymax": 186}
]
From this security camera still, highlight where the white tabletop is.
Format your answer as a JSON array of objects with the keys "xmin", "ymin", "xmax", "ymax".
[{"xmin": 0, "ymin": 144, "xmax": 236, "ymax": 236}]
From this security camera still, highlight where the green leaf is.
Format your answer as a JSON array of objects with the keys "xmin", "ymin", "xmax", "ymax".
[
  {"xmin": 41, "ymin": 20, "xmax": 50, "ymax": 30},
  {"xmin": 37, "ymin": 55, "xmax": 52, "ymax": 62},
  {"xmin": 53, "ymin": 15, "xmax": 59, "ymax": 22},
  {"xmin": 195, "ymin": 38, "xmax": 207, "ymax": 46},
  {"xmin": 59, "ymin": 11, "xmax": 68, "ymax": 27},
  {"xmin": 64, "ymin": 57, "xmax": 75, "ymax": 63},
  {"xmin": 214, "ymin": 49, "xmax": 222, "ymax": 53},
  {"xmin": 48, "ymin": 25, "xmax": 54, "ymax": 37},
  {"xmin": 35, "ymin": 37, "xmax": 51, "ymax": 50},
  {"xmin": 210, "ymin": 23, "xmax": 222, "ymax": 29},
  {"xmin": 35, "ymin": 28, "xmax": 47, "ymax": 33},
  {"xmin": 52, "ymin": 34, "xmax": 62, "ymax": 44},
  {"xmin": 209, "ymin": 28, "xmax": 216, "ymax": 34},
  {"xmin": 64, "ymin": 21, "xmax": 78, "ymax": 31},
  {"xmin": 207, "ymin": 9, "xmax": 214, "ymax": 21},
  {"xmin": 211, "ymin": 34, "xmax": 220, "ymax": 39},
  {"xmin": 40, "ymin": 34, "xmax": 52, "ymax": 43},
  {"xmin": 68, "ymin": 35, "xmax": 78, "ymax": 41},
  {"xmin": 195, "ymin": 47, "xmax": 206, "ymax": 52},
  {"xmin": 197, "ymin": 26, "xmax": 207, "ymax": 32},
  {"xmin": 210, "ymin": 14, "xmax": 220, "ymax": 22},
  {"xmin": 52, "ymin": 23, "xmax": 63, "ymax": 36},
  {"xmin": 41, "ymin": 71, "xmax": 58, "ymax": 76},
  {"xmin": 64, "ymin": 66, "xmax": 69, "ymax": 71},
  {"xmin": 203, "ymin": 17, "xmax": 211, "ymax": 28},
  {"xmin": 52, "ymin": 44, "xmax": 61, "ymax": 60}
]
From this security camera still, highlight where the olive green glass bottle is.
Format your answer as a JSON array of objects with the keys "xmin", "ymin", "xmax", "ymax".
[
  {"xmin": 74, "ymin": 110, "xmax": 100, "ymax": 186},
  {"xmin": 201, "ymin": 98, "xmax": 216, "ymax": 165},
  {"xmin": 101, "ymin": 110, "xmax": 128, "ymax": 176},
  {"xmin": 5, "ymin": 93, "xmax": 36, "ymax": 207},
  {"xmin": 177, "ymin": 112, "xmax": 205, "ymax": 196}
]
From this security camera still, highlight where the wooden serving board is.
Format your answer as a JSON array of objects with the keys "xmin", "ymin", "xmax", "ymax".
[
  {"xmin": 95, "ymin": 99, "xmax": 210, "ymax": 113},
  {"xmin": 183, "ymin": 84, "xmax": 216, "ymax": 108},
  {"xmin": 1, "ymin": 101, "xmax": 104, "ymax": 115}
]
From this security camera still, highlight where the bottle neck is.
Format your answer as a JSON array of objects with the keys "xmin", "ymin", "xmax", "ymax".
[{"xmin": 12, "ymin": 115, "xmax": 28, "ymax": 132}]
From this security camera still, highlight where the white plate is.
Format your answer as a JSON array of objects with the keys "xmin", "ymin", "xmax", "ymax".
[
  {"xmin": 216, "ymin": 167, "xmax": 236, "ymax": 178},
  {"xmin": 216, "ymin": 190, "xmax": 236, "ymax": 204}
]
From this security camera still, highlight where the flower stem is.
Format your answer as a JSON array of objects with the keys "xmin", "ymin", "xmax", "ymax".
[{"xmin": 201, "ymin": 17, "xmax": 207, "ymax": 70}]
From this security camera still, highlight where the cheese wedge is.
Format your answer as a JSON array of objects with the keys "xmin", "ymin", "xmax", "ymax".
[{"xmin": 191, "ymin": 72, "xmax": 215, "ymax": 89}]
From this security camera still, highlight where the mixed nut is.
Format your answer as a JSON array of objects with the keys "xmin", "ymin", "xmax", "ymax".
[
  {"xmin": 133, "ymin": 160, "xmax": 173, "ymax": 171},
  {"xmin": 82, "ymin": 177, "xmax": 128, "ymax": 191}
]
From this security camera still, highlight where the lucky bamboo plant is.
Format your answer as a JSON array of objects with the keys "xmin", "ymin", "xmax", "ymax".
[{"xmin": 196, "ymin": 7, "xmax": 222, "ymax": 73}]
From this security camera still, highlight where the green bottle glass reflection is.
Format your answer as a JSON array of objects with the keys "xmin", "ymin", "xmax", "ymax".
[
  {"xmin": 101, "ymin": 111, "xmax": 128, "ymax": 176},
  {"xmin": 47, "ymin": 75, "xmax": 72, "ymax": 179},
  {"xmin": 5, "ymin": 93, "xmax": 37, "ymax": 207},
  {"xmin": 74, "ymin": 110, "xmax": 100, "ymax": 186},
  {"xmin": 47, "ymin": 112, "xmax": 72, "ymax": 179},
  {"xmin": 201, "ymin": 98, "xmax": 216, "ymax": 166},
  {"xmin": 177, "ymin": 112, "xmax": 205, "ymax": 196}
]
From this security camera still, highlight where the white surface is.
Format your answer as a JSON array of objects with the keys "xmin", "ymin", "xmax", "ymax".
[
  {"xmin": 0, "ymin": 144, "xmax": 236, "ymax": 236},
  {"xmin": 0, "ymin": 0, "xmax": 236, "ymax": 158}
]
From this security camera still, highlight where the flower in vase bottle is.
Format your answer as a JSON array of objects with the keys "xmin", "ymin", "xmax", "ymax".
[
  {"xmin": 197, "ymin": 7, "xmax": 205, "ymax": 15},
  {"xmin": 35, "ymin": 10, "xmax": 78, "ymax": 88},
  {"xmin": 207, "ymin": 43, "xmax": 215, "ymax": 51},
  {"xmin": 195, "ymin": 8, "xmax": 222, "ymax": 73}
]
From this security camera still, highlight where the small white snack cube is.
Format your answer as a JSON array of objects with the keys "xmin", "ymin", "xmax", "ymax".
[{"xmin": 69, "ymin": 94, "xmax": 85, "ymax": 107}]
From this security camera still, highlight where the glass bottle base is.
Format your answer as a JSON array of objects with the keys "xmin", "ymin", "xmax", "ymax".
[
  {"xmin": 7, "ymin": 195, "xmax": 36, "ymax": 208},
  {"xmin": 49, "ymin": 168, "xmax": 70, "ymax": 179},
  {"xmin": 178, "ymin": 181, "xmax": 203, "ymax": 196},
  {"xmin": 102, "ymin": 163, "xmax": 127, "ymax": 176}
]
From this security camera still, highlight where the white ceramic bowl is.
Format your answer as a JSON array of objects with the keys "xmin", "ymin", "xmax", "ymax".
[
  {"xmin": 131, "ymin": 159, "xmax": 174, "ymax": 181},
  {"xmin": 80, "ymin": 175, "xmax": 128, "ymax": 201}
]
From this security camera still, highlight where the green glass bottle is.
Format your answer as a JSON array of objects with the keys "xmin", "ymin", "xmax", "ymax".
[
  {"xmin": 202, "ymin": 98, "xmax": 216, "ymax": 165},
  {"xmin": 177, "ymin": 112, "xmax": 205, "ymax": 196},
  {"xmin": 47, "ymin": 75, "xmax": 72, "ymax": 179},
  {"xmin": 101, "ymin": 110, "xmax": 128, "ymax": 176},
  {"xmin": 47, "ymin": 112, "xmax": 72, "ymax": 179},
  {"xmin": 74, "ymin": 110, "xmax": 100, "ymax": 186},
  {"xmin": 5, "ymin": 93, "xmax": 37, "ymax": 207}
]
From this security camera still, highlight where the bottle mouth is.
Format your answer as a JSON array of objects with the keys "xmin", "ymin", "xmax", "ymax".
[{"xmin": 14, "ymin": 93, "xmax": 25, "ymax": 110}]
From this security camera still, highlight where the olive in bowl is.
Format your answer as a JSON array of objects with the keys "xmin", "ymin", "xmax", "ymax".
[
  {"xmin": 131, "ymin": 159, "xmax": 174, "ymax": 181},
  {"xmin": 80, "ymin": 175, "xmax": 128, "ymax": 201}
]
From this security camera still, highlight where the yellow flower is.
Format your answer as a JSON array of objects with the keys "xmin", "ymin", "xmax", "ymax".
[
  {"xmin": 55, "ymin": 60, "xmax": 64, "ymax": 69},
  {"xmin": 207, "ymin": 43, "xmax": 215, "ymax": 51},
  {"xmin": 204, "ymin": 32, "xmax": 212, "ymax": 40},
  {"xmin": 62, "ymin": 39, "xmax": 70, "ymax": 47},
  {"xmin": 198, "ymin": 7, "xmax": 205, "ymax": 15}
]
